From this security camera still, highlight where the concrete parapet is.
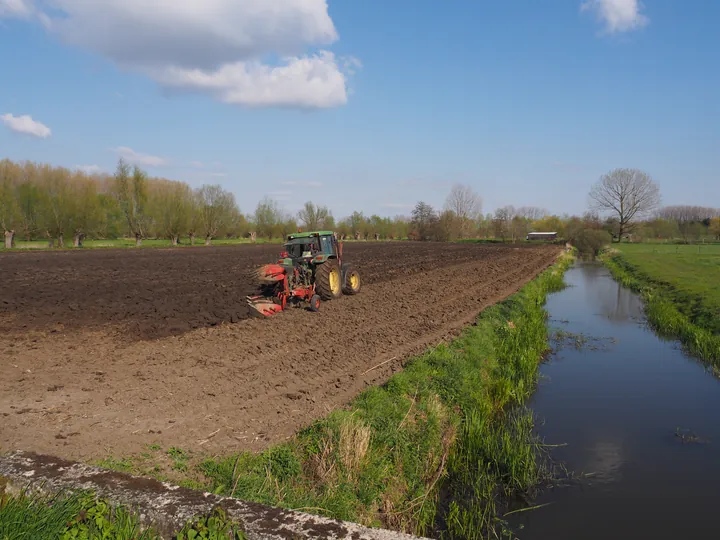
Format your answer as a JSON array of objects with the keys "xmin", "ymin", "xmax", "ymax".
[{"xmin": 0, "ymin": 450, "xmax": 429, "ymax": 540}]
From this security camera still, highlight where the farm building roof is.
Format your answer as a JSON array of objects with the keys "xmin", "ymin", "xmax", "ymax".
[{"xmin": 527, "ymin": 231, "xmax": 557, "ymax": 235}]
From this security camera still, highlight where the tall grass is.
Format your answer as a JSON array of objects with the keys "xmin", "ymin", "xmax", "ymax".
[
  {"xmin": 603, "ymin": 252, "xmax": 720, "ymax": 365},
  {"xmin": 200, "ymin": 253, "xmax": 573, "ymax": 538},
  {"xmin": 440, "ymin": 258, "xmax": 568, "ymax": 539},
  {"xmin": 0, "ymin": 488, "xmax": 246, "ymax": 539},
  {"xmin": 0, "ymin": 489, "xmax": 154, "ymax": 540}
]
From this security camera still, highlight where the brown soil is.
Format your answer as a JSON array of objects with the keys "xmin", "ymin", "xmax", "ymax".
[{"xmin": 0, "ymin": 242, "xmax": 561, "ymax": 464}]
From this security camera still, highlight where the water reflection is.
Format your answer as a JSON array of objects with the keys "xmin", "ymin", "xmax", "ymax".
[
  {"xmin": 512, "ymin": 262, "xmax": 720, "ymax": 539},
  {"xmin": 585, "ymin": 439, "xmax": 624, "ymax": 483},
  {"xmin": 580, "ymin": 263, "xmax": 644, "ymax": 323}
]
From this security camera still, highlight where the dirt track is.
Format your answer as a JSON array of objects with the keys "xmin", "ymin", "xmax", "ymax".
[{"xmin": 0, "ymin": 242, "xmax": 561, "ymax": 462}]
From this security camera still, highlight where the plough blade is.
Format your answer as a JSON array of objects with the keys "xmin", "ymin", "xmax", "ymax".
[
  {"xmin": 246, "ymin": 296, "xmax": 284, "ymax": 317},
  {"xmin": 254, "ymin": 263, "xmax": 286, "ymax": 284}
]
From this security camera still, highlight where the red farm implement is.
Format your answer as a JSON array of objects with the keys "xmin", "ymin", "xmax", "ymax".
[{"xmin": 246, "ymin": 230, "xmax": 361, "ymax": 317}]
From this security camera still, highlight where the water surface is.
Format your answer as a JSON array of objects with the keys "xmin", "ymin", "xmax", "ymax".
[{"xmin": 512, "ymin": 262, "xmax": 720, "ymax": 539}]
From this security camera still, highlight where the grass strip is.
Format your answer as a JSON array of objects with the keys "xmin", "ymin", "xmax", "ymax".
[
  {"xmin": 602, "ymin": 250, "xmax": 720, "ymax": 365},
  {"xmin": 199, "ymin": 253, "xmax": 574, "ymax": 539},
  {"xmin": 0, "ymin": 488, "xmax": 245, "ymax": 540}
]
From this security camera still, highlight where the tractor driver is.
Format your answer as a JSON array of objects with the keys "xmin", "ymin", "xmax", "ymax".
[{"xmin": 295, "ymin": 240, "xmax": 319, "ymax": 259}]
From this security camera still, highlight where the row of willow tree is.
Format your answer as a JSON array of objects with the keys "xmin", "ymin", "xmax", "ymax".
[
  {"xmin": 0, "ymin": 158, "xmax": 247, "ymax": 247},
  {"xmin": 0, "ymin": 158, "xmax": 420, "ymax": 248},
  {"xmin": 2, "ymin": 159, "xmax": 719, "ymax": 249}
]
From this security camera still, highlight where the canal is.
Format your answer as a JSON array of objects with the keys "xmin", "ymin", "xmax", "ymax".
[{"xmin": 511, "ymin": 261, "xmax": 720, "ymax": 539}]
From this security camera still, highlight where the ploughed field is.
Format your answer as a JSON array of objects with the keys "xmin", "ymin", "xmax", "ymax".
[{"xmin": 0, "ymin": 242, "xmax": 561, "ymax": 462}]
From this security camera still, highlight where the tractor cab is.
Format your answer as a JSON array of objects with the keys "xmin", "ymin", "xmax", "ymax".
[
  {"xmin": 284, "ymin": 231, "xmax": 340, "ymax": 264},
  {"xmin": 283, "ymin": 237, "xmax": 320, "ymax": 260}
]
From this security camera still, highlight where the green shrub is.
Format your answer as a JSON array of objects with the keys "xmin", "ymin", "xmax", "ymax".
[{"xmin": 569, "ymin": 228, "xmax": 611, "ymax": 257}]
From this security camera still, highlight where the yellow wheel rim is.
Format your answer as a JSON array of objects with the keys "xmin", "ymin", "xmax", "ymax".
[
  {"xmin": 350, "ymin": 273, "xmax": 359, "ymax": 290},
  {"xmin": 329, "ymin": 268, "xmax": 340, "ymax": 293}
]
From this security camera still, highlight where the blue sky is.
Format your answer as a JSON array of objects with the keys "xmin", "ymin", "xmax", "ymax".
[{"xmin": 1, "ymin": 0, "xmax": 718, "ymax": 219}]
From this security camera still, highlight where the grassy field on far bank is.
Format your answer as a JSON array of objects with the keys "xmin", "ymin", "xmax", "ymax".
[
  {"xmin": 615, "ymin": 244, "xmax": 720, "ymax": 334},
  {"xmin": 604, "ymin": 243, "xmax": 720, "ymax": 365}
]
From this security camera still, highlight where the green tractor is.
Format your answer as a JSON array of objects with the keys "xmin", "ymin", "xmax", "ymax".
[{"xmin": 247, "ymin": 231, "xmax": 362, "ymax": 316}]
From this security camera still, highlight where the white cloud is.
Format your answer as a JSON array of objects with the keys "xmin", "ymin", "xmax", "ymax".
[
  {"xmin": 1, "ymin": 113, "xmax": 51, "ymax": 138},
  {"xmin": 0, "ymin": 0, "xmax": 33, "ymax": 18},
  {"xmin": 581, "ymin": 0, "xmax": 649, "ymax": 33},
  {"xmin": 155, "ymin": 52, "xmax": 348, "ymax": 108},
  {"xmin": 282, "ymin": 180, "xmax": 323, "ymax": 188},
  {"xmin": 75, "ymin": 164, "xmax": 102, "ymax": 174},
  {"xmin": 190, "ymin": 161, "xmax": 204, "ymax": 168},
  {"xmin": 5, "ymin": 0, "xmax": 357, "ymax": 108},
  {"xmin": 111, "ymin": 146, "xmax": 167, "ymax": 167}
]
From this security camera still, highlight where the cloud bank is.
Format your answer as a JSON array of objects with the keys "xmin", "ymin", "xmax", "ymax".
[{"xmin": 2, "ymin": 0, "xmax": 356, "ymax": 108}]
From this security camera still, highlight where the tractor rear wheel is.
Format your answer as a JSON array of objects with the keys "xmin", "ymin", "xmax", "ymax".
[
  {"xmin": 314, "ymin": 260, "xmax": 343, "ymax": 300},
  {"xmin": 342, "ymin": 265, "xmax": 361, "ymax": 295}
]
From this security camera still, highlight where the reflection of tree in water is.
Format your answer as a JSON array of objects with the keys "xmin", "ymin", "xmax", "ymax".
[{"xmin": 581, "ymin": 264, "xmax": 644, "ymax": 323}]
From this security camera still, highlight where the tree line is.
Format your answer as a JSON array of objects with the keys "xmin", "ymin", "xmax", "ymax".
[
  {"xmin": 0, "ymin": 158, "xmax": 249, "ymax": 248},
  {"xmin": 0, "ymin": 158, "xmax": 486, "ymax": 248},
  {"xmin": 0, "ymin": 158, "xmax": 418, "ymax": 248},
  {"xmin": 1, "ymin": 159, "xmax": 718, "ymax": 249}
]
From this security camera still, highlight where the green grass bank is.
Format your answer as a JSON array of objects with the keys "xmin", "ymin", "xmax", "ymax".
[
  {"xmin": 602, "ymin": 247, "xmax": 720, "ymax": 365},
  {"xmin": 0, "ymin": 489, "xmax": 245, "ymax": 540}
]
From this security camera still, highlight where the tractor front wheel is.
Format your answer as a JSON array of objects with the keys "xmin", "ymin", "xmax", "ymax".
[
  {"xmin": 342, "ymin": 265, "xmax": 361, "ymax": 295},
  {"xmin": 314, "ymin": 260, "xmax": 343, "ymax": 300}
]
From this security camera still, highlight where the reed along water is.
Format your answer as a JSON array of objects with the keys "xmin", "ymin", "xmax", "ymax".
[{"xmin": 511, "ymin": 262, "xmax": 720, "ymax": 539}]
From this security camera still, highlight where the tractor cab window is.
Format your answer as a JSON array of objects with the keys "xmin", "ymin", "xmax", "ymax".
[
  {"xmin": 319, "ymin": 235, "xmax": 334, "ymax": 255},
  {"xmin": 285, "ymin": 238, "xmax": 319, "ymax": 259}
]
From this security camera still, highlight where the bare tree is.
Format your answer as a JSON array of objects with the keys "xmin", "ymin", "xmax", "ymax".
[
  {"xmin": 444, "ymin": 184, "xmax": 482, "ymax": 238},
  {"xmin": 656, "ymin": 205, "xmax": 719, "ymax": 241},
  {"xmin": 657, "ymin": 205, "xmax": 719, "ymax": 223},
  {"xmin": 516, "ymin": 206, "xmax": 548, "ymax": 221},
  {"xmin": 589, "ymin": 168, "xmax": 660, "ymax": 242},
  {"xmin": 297, "ymin": 201, "xmax": 331, "ymax": 230}
]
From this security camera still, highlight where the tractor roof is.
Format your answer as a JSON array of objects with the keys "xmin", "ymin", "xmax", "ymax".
[{"xmin": 287, "ymin": 231, "xmax": 334, "ymax": 240}]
